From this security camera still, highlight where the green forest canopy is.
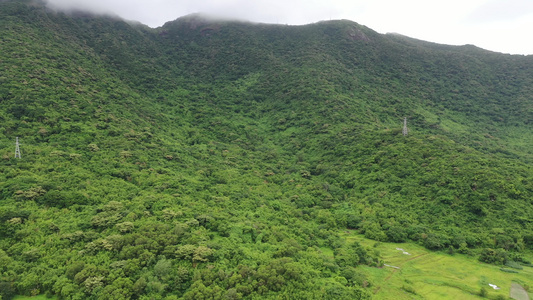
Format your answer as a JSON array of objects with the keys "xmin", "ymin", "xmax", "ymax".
[{"xmin": 0, "ymin": 1, "xmax": 532, "ymax": 299}]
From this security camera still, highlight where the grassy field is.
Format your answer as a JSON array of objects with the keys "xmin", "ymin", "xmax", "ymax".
[
  {"xmin": 342, "ymin": 232, "xmax": 533, "ymax": 300},
  {"xmin": 13, "ymin": 296, "xmax": 56, "ymax": 300}
]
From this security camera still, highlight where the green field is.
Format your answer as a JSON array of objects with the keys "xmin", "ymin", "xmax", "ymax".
[
  {"xmin": 343, "ymin": 232, "xmax": 533, "ymax": 299},
  {"xmin": 13, "ymin": 296, "xmax": 56, "ymax": 300}
]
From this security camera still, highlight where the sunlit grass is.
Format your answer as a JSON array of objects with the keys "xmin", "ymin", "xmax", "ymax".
[
  {"xmin": 343, "ymin": 231, "xmax": 533, "ymax": 300},
  {"xmin": 13, "ymin": 295, "xmax": 56, "ymax": 300}
]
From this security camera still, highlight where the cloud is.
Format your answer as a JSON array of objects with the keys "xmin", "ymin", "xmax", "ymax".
[
  {"xmin": 42, "ymin": 0, "xmax": 533, "ymax": 54},
  {"xmin": 467, "ymin": 0, "xmax": 533, "ymax": 22},
  {"xmin": 46, "ymin": 0, "xmax": 116, "ymax": 15},
  {"xmin": 44, "ymin": 0, "xmax": 363, "ymax": 26}
]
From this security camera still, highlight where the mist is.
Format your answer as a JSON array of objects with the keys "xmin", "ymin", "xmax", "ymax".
[{"xmin": 41, "ymin": 0, "xmax": 533, "ymax": 54}]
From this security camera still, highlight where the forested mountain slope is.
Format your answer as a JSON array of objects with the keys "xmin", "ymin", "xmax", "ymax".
[{"xmin": 1, "ymin": 1, "xmax": 532, "ymax": 299}]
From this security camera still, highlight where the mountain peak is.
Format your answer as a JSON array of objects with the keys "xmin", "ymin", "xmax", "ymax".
[{"xmin": 163, "ymin": 12, "xmax": 252, "ymax": 28}]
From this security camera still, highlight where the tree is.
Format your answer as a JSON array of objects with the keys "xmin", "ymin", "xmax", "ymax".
[
  {"xmin": 154, "ymin": 258, "xmax": 172, "ymax": 280},
  {"xmin": 98, "ymin": 278, "xmax": 134, "ymax": 300},
  {"xmin": 479, "ymin": 248, "xmax": 507, "ymax": 265}
]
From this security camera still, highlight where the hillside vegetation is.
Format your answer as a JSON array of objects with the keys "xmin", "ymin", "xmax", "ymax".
[{"xmin": 1, "ymin": 1, "xmax": 532, "ymax": 299}]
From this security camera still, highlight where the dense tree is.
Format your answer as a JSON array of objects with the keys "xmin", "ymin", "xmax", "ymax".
[{"xmin": 0, "ymin": 0, "xmax": 532, "ymax": 299}]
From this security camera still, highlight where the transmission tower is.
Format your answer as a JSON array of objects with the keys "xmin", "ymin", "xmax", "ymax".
[
  {"xmin": 402, "ymin": 117, "xmax": 408, "ymax": 136},
  {"xmin": 15, "ymin": 137, "xmax": 21, "ymax": 159}
]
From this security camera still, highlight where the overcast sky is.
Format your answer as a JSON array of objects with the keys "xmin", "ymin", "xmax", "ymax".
[{"xmin": 45, "ymin": 0, "xmax": 533, "ymax": 55}]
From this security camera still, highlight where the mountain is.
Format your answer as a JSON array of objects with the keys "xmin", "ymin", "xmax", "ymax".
[{"xmin": 1, "ymin": 1, "xmax": 532, "ymax": 299}]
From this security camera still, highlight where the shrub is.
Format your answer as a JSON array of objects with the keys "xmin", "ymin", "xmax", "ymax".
[
  {"xmin": 401, "ymin": 285, "xmax": 417, "ymax": 295},
  {"xmin": 505, "ymin": 261, "xmax": 523, "ymax": 270},
  {"xmin": 386, "ymin": 225, "xmax": 408, "ymax": 243},
  {"xmin": 479, "ymin": 248, "xmax": 507, "ymax": 265},
  {"xmin": 500, "ymin": 268, "xmax": 518, "ymax": 273},
  {"xmin": 479, "ymin": 287, "xmax": 488, "ymax": 297}
]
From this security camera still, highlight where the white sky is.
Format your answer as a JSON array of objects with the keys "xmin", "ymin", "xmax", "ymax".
[{"xmin": 45, "ymin": 0, "xmax": 533, "ymax": 55}]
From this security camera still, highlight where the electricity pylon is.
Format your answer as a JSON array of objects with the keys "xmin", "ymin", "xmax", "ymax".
[
  {"xmin": 15, "ymin": 137, "xmax": 21, "ymax": 159},
  {"xmin": 402, "ymin": 118, "xmax": 408, "ymax": 136}
]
